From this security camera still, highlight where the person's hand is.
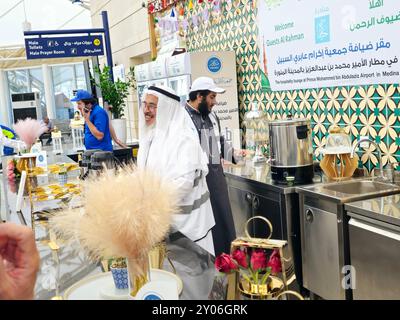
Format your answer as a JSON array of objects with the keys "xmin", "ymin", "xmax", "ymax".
[
  {"xmin": 0, "ymin": 223, "xmax": 40, "ymax": 300},
  {"xmin": 234, "ymin": 149, "xmax": 248, "ymax": 158},
  {"xmin": 82, "ymin": 108, "xmax": 91, "ymax": 122},
  {"xmin": 116, "ymin": 139, "xmax": 128, "ymax": 149}
]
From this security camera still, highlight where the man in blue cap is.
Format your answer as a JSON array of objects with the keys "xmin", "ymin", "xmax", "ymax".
[{"xmin": 71, "ymin": 90, "xmax": 112, "ymax": 151}]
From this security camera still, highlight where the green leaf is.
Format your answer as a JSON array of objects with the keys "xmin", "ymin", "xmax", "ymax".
[
  {"xmin": 91, "ymin": 65, "xmax": 137, "ymax": 119},
  {"xmin": 241, "ymin": 273, "xmax": 252, "ymax": 283},
  {"xmin": 261, "ymin": 268, "xmax": 272, "ymax": 285}
]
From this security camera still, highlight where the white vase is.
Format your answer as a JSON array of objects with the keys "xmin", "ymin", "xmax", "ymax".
[{"xmin": 111, "ymin": 118, "xmax": 127, "ymax": 145}]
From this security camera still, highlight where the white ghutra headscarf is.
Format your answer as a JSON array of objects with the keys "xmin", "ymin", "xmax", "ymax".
[{"xmin": 138, "ymin": 85, "xmax": 215, "ymax": 255}]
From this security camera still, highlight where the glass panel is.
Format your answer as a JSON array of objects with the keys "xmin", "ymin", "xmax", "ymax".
[
  {"xmin": 7, "ymin": 70, "xmax": 29, "ymax": 94},
  {"xmin": 75, "ymin": 63, "xmax": 87, "ymax": 91},
  {"xmin": 52, "ymin": 65, "xmax": 74, "ymax": 99},
  {"xmin": 75, "ymin": 63, "xmax": 85, "ymax": 78},
  {"xmin": 29, "ymin": 68, "xmax": 46, "ymax": 118},
  {"xmin": 52, "ymin": 65, "xmax": 76, "ymax": 120}
]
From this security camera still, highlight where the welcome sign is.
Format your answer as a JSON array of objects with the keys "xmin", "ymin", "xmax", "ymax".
[{"xmin": 258, "ymin": 0, "xmax": 400, "ymax": 90}]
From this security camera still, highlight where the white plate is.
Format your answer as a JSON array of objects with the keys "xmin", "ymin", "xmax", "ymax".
[
  {"xmin": 99, "ymin": 283, "xmax": 130, "ymax": 300},
  {"xmin": 64, "ymin": 269, "xmax": 183, "ymax": 300}
]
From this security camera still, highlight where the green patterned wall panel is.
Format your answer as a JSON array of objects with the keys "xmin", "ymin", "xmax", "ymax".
[{"xmin": 182, "ymin": 0, "xmax": 400, "ymax": 171}]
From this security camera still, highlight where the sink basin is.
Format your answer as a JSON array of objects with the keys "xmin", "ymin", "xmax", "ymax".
[
  {"xmin": 297, "ymin": 178, "xmax": 400, "ymax": 203},
  {"xmin": 323, "ymin": 181, "xmax": 396, "ymax": 194}
]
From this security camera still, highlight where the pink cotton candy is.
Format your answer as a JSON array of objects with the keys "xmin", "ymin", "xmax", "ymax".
[{"xmin": 13, "ymin": 118, "xmax": 47, "ymax": 150}]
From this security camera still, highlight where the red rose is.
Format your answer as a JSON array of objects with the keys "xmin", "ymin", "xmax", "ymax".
[
  {"xmin": 250, "ymin": 249, "xmax": 268, "ymax": 271},
  {"xmin": 7, "ymin": 161, "xmax": 14, "ymax": 170},
  {"xmin": 232, "ymin": 249, "xmax": 248, "ymax": 268},
  {"xmin": 215, "ymin": 253, "xmax": 237, "ymax": 273},
  {"xmin": 267, "ymin": 249, "xmax": 282, "ymax": 274}
]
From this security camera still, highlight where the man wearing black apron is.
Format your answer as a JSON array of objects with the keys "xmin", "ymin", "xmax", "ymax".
[{"xmin": 185, "ymin": 77, "xmax": 237, "ymax": 257}]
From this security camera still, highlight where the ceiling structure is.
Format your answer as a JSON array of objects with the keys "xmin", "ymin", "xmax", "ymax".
[{"xmin": 70, "ymin": 0, "xmax": 91, "ymax": 10}]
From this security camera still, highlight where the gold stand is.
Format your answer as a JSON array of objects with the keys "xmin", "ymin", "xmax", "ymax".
[
  {"xmin": 126, "ymin": 256, "xmax": 150, "ymax": 298},
  {"xmin": 16, "ymin": 155, "xmax": 37, "ymax": 237},
  {"xmin": 227, "ymin": 216, "xmax": 297, "ymax": 300},
  {"xmin": 48, "ymin": 240, "xmax": 63, "ymax": 300},
  {"xmin": 148, "ymin": 241, "xmax": 176, "ymax": 274}
]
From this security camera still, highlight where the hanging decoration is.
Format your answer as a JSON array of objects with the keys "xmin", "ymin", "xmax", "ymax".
[
  {"xmin": 158, "ymin": 17, "xmax": 164, "ymax": 34},
  {"xmin": 171, "ymin": 7, "xmax": 178, "ymax": 32},
  {"xmin": 148, "ymin": 0, "xmax": 237, "ymax": 15},
  {"xmin": 192, "ymin": 14, "xmax": 199, "ymax": 32},
  {"xmin": 192, "ymin": 14, "xmax": 199, "ymax": 26},
  {"xmin": 148, "ymin": 2, "xmax": 155, "ymax": 14},
  {"xmin": 202, "ymin": 8, "xmax": 209, "ymax": 25},
  {"xmin": 156, "ymin": 1, "xmax": 163, "ymax": 11},
  {"xmin": 150, "ymin": 0, "xmax": 240, "ymax": 41},
  {"xmin": 213, "ymin": 0, "xmax": 221, "ymax": 11},
  {"xmin": 147, "ymin": 0, "xmax": 182, "ymax": 14},
  {"xmin": 179, "ymin": 6, "xmax": 185, "ymax": 16},
  {"xmin": 182, "ymin": 18, "xmax": 189, "ymax": 32},
  {"xmin": 234, "ymin": 0, "xmax": 241, "ymax": 13},
  {"xmin": 211, "ymin": 0, "xmax": 222, "ymax": 24}
]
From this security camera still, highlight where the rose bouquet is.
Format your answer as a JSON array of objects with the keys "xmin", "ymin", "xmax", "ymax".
[
  {"xmin": 6, "ymin": 159, "xmax": 21, "ymax": 193},
  {"xmin": 215, "ymin": 248, "xmax": 282, "ymax": 293}
]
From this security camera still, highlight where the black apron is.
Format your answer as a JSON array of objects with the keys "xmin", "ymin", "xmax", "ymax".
[{"xmin": 185, "ymin": 104, "xmax": 236, "ymax": 256}]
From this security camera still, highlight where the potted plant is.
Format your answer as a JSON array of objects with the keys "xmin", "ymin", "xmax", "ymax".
[
  {"xmin": 109, "ymin": 257, "xmax": 129, "ymax": 290},
  {"xmin": 93, "ymin": 65, "xmax": 136, "ymax": 145}
]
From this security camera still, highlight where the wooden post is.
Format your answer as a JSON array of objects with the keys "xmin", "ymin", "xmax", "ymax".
[
  {"xmin": 226, "ymin": 272, "xmax": 240, "ymax": 300},
  {"xmin": 148, "ymin": 13, "xmax": 158, "ymax": 60}
]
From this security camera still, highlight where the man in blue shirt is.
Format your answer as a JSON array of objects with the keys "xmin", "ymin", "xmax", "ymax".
[{"xmin": 71, "ymin": 90, "xmax": 113, "ymax": 151}]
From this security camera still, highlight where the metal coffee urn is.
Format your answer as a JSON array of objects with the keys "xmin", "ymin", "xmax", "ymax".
[
  {"xmin": 79, "ymin": 149, "xmax": 101, "ymax": 180},
  {"xmin": 90, "ymin": 151, "xmax": 115, "ymax": 173},
  {"xmin": 268, "ymin": 115, "xmax": 314, "ymax": 184}
]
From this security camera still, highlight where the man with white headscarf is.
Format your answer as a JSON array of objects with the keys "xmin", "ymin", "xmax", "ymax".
[{"xmin": 138, "ymin": 85, "xmax": 216, "ymax": 299}]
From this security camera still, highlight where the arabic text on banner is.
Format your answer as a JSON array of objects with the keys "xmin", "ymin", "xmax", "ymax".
[{"xmin": 258, "ymin": 0, "xmax": 400, "ymax": 91}]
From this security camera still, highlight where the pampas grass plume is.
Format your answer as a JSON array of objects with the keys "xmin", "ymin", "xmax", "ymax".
[
  {"xmin": 49, "ymin": 165, "xmax": 179, "ymax": 262},
  {"xmin": 13, "ymin": 118, "xmax": 47, "ymax": 149}
]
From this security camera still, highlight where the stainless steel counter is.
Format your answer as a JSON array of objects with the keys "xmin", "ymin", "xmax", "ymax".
[
  {"xmin": 225, "ymin": 161, "xmax": 400, "ymax": 299},
  {"xmin": 297, "ymin": 178, "xmax": 400, "ymax": 204},
  {"xmin": 345, "ymin": 196, "xmax": 400, "ymax": 299},
  {"xmin": 223, "ymin": 161, "xmax": 319, "ymax": 194},
  {"xmin": 223, "ymin": 160, "xmax": 319, "ymax": 292},
  {"xmin": 345, "ymin": 195, "xmax": 400, "ymax": 227}
]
